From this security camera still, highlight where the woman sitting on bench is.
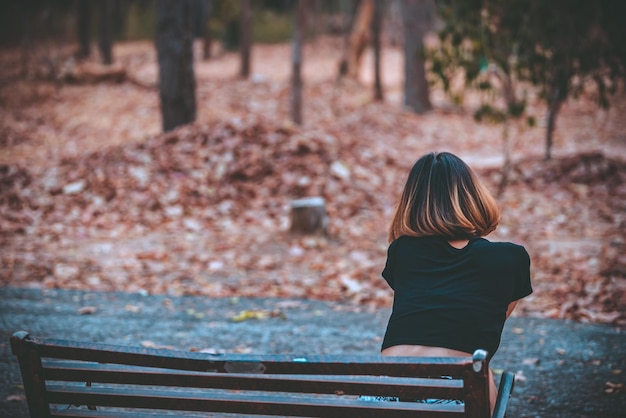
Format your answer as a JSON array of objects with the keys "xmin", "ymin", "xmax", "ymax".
[{"xmin": 380, "ymin": 151, "xmax": 533, "ymax": 412}]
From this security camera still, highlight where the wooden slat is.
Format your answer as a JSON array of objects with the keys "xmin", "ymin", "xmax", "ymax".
[
  {"xmin": 51, "ymin": 409, "xmax": 181, "ymax": 418},
  {"xmin": 31, "ymin": 336, "xmax": 471, "ymax": 378},
  {"xmin": 43, "ymin": 361, "xmax": 464, "ymax": 400},
  {"xmin": 47, "ymin": 385, "xmax": 464, "ymax": 418}
]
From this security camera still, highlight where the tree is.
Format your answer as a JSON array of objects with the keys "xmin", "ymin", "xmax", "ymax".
[
  {"xmin": 290, "ymin": 0, "xmax": 307, "ymax": 125},
  {"xmin": 371, "ymin": 0, "xmax": 384, "ymax": 100},
  {"xmin": 402, "ymin": 0, "xmax": 434, "ymax": 113},
  {"xmin": 156, "ymin": 0, "xmax": 197, "ymax": 132},
  {"xmin": 429, "ymin": 0, "xmax": 526, "ymax": 195},
  {"xmin": 98, "ymin": 0, "xmax": 113, "ymax": 65},
  {"xmin": 201, "ymin": 0, "xmax": 214, "ymax": 60},
  {"xmin": 338, "ymin": 0, "xmax": 374, "ymax": 80},
  {"xmin": 189, "ymin": 0, "xmax": 212, "ymax": 60},
  {"xmin": 76, "ymin": 1, "xmax": 92, "ymax": 59},
  {"xmin": 240, "ymin": 0, "xmax": 252, "ymax": 78},
  {"xmin": 431, "ymin": 0, "xmax": 626, "ymax": 160},
  {"xmin": 76, "ymin": 0, "xmax": 114, "ymax": 65}
]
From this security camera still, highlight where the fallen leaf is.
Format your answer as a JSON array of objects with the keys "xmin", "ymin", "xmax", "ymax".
[
  {"xmin": 141, "ymin": 340, "xmax": 176, "ymax": 350},
  {"xmin": 522, "ymin": 358, "xmax": 540, "ymax": 366},
  {"xmin": 77, "ymin": 306, "xmax": 97, "ymax": 315},
  {"xmin": 231, "ymin": 309, "xmax": 284, "ymax": 322},
  {"xmin": 124, "ymin": 304, "xmax": 141, "ymax": 313},
  {"xmin": 514, "ymin": 371, "xmax": 527, "ymax": 383}
]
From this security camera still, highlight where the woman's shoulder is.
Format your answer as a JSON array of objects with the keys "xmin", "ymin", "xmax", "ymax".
[
  {"xmin": 391, "ymin": 235, "xmax": 440, "ymax": 248},
  {"xmin": 472, "ymin": 237, "xmax": 530, "ymax": 259}
]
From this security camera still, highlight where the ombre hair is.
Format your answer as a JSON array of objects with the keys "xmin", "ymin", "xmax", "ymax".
[{"xmin": 389, "ymin": 152, "xmax": 500, "ymax": 242}]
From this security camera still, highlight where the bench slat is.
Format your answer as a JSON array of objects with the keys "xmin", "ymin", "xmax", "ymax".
[
  {"xmin": 42, "ymin": 361, "xmax": 464, "ymax": 399},
  {"xmin": 51, "ymin": 409, "xmax": 184, "ymax": 418},
  {"xmin": 33, "ymin": 336, "xmax": 471, "ymax": 377},
  {"xmin": 47, "ymin": 385, "xmax": 465, "ymax": 418}
]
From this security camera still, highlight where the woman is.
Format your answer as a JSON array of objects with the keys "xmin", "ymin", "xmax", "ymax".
[{"xmin": 381, "ymin": 151, "xmax": 532, "ymax": 411}]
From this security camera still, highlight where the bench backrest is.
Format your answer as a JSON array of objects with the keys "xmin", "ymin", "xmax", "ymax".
[{"xmin": 11, "ymin": 331, "xmax": 503, "ymax": 418}]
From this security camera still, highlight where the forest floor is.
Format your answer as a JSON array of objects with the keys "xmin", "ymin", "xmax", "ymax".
[{"xmin": 0, "ymin": 37, "xmax": 625, "ymax": 326}]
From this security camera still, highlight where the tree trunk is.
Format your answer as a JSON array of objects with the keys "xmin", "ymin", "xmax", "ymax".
[
  {"xmin": 202, "ymin": 0, "xmax": 214, "ymax": 60},
  {"xmin": 240, "ymin": 0, "xmax": 252, "ymax": 78},
  {"xmin": 372, "ymin": 0, "xmax": 384, "ymax": 100},
  {"xmin": 402, "ymin": 0, "xmax": 432, "ymax": 113},
  {"xmin": 290, "ymin": 197, "xmax": 328, "ymax": 235},
  {"xmin": 290, "ymin": 0, "xmax": 307, "ymax": 125},
  {"xmin": 338, "ymin": 0, "xmax": 374, "ymax": 80},
  {"xmin": 489, "ymin": 66, "xmax": 518, "ymax": 197},
  {"xmin": 545, "ymin": 87, "xmax": 565, "ymax": 161},
  {"xmin": 98, "ymin": 0, "xmax": 113, "ymax": 65},
  {"xmin": 20, "ymin": 1, "xmax": 31, "ymax": 77},
  {"xmin": 156, "ymin": 0, "xmax": 197, "ymax": 132},
  {"xmin": 76, "ymin": 1, "xmax": 92, "ymax": 59},
  {"xmin": 497, "ymin": 119, "xmax": 511, "ymax": 198}
]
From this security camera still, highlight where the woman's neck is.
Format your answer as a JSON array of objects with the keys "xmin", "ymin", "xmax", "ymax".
[{"xmin": 448, "ymin": 239, "xmax": 470, "ymax": 249}]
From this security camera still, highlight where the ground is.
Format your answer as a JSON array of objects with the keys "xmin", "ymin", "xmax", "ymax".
[
  {"xmin": 0, "ymin": 37, "xmax": 625, "ymax": 326},
  {"xmin": 1, "ymin": 287, "xmax": 625, "ymax": 417}
]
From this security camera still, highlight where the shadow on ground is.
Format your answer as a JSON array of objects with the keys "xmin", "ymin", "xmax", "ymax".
[{"xmin": 1, "ymin": 287, "xmax": 624, "ymax": 417}]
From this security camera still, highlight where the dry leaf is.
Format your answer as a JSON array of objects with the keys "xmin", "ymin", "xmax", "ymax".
[
  {"xmin": 141, "ymin": 340, "xmax": 175, "ymax": 350},
  {"xmin": 124, "ymin": 304, "xmax": 141, "ymax": 313},
  {"xmin": 231, "ymin": 309, "xmax": 284, "ymax": 322},
  {"xmin": 77, "ymin": 306, "xmax": 97, "ymax": 315}
]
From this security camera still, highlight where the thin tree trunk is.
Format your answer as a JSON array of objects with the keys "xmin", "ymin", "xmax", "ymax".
[
  {"xmin": 290, "ymin": 0, "xmax": 307, "ymax": 125},
  {"xmin": 156, "ymin": 0, "xmax": 197, "ymax": 132},
  {"xmin": 98, "ymin": 0, "xmax": 113, "ymax": 65},
  {"xmin": 240, "ymin": 0, "xmax": 252, "ymax": 78},
  {"xmin": 489, "ymin": 66, "xmax": 518, "ymax": 197},
  {"xmin": 76, "ymin": 0, "xmax": 92, "ymax": 59},
  {"xmin": 338, "ymin": 0, "xmax": 374, "ymax": 80},
  {"xmin": 402, "ymin": 0, "xmax": 432, "ymax": 113},
  {"xmin": 497, "ymin": 119, "xmax": 511, "ymax": 198},
  {"xmin": 372, "ymin": 0, "xmax": 384, "ymax": 100},
  {"xmin": 545, "ymin": 87, "xmax": 564, "ymax": 161},
  {"xmin": 203, "ymin": 0, "xmax": 213, "ymax": 60},
  {"xmin": 20, "ymin": 0, "xmax": 31, "ymax": 77}
]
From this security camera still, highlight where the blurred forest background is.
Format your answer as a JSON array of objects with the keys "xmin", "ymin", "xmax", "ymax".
[{"xmin": 0, "ymin": 0, "xmax": 625, "ymax": 326}]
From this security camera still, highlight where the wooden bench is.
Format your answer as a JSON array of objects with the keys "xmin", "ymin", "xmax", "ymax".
[{"xmin": 11, "ymin": 331, "xmax": 515, "ymax": 417}]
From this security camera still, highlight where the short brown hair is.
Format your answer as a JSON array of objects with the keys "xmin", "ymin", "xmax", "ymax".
[{"xmin": 389, "ymin": 152, "xmax": 500, "ymax": 242}]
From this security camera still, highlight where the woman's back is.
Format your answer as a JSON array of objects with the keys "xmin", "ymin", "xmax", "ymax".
[{"xmin": 381, "ymin": 235, "xmax": 531, "ymax": 358}]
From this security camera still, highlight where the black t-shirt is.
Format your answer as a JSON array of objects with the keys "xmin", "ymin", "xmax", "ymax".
[{"xmin": 381, "ymin": 235, "xmax": 532, "ymax": 358}]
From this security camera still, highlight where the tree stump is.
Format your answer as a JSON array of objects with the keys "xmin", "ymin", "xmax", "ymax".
[{"xmin": 290, "ymin": 197, "xmax": 328, "ymax": 235}]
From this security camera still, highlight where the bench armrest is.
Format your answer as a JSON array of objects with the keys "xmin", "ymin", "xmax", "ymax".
[{"xmin": 492, "ymin": 371, "xmax": 515, "ymax": 418}]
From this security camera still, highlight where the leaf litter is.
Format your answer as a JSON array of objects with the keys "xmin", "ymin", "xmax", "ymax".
[{"xmin": 0, "ymin": 39, "xmax": 624, "ymax": 326}]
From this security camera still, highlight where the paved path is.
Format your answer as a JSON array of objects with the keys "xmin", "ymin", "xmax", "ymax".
[{"xmin": 1, "ymin": 287, "xmax": 624, "ymax": 417}]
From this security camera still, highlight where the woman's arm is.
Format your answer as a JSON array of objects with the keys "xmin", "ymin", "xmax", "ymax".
[{"xmin": 506, "ymin": 300, "xmax": 519, "ymax": 318}]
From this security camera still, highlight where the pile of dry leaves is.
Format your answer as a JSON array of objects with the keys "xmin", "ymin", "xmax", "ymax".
[{"xmin": 0, "ymin": 39, "xmax": 624, "ymax": 326}]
